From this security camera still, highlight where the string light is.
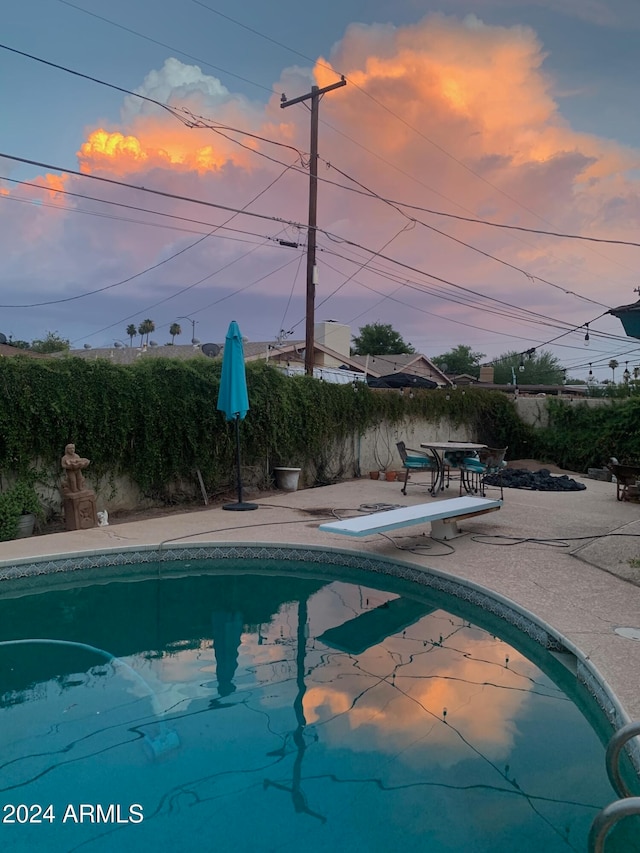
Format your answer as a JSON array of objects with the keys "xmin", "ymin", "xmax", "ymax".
[{"xmin": 584, "ymin": 323, "xmax": 590, "ymax": 346}]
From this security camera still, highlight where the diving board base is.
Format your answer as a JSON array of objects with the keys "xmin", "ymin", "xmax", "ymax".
[{"xmin": 431, "ymin": 517, "xmax": 463, "ymax": 540}]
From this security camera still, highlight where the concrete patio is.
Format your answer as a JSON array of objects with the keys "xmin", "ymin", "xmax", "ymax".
[{"xmin": 1, "ymin": 471, "xmax": 640, "ymax": 726}]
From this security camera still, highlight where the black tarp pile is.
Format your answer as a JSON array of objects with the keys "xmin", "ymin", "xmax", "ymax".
[{"xmin": 484, "ymin": 468, "xmax": 586, "ymax": 491}]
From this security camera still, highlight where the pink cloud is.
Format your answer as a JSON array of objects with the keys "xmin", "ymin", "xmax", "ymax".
[{"xmin": 2, "ymin": 14, "xmax": 639, "ymax": 354}]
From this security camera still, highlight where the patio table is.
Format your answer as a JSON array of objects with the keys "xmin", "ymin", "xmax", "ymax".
[{"xmin": 420, "ymin": 441, "xmax": 487, "ymax": 496}]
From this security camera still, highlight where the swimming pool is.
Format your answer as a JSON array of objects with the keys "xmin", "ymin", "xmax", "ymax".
[{"xmin": 1, "ymin": 547, "xmax": 639, "ymax": 852}]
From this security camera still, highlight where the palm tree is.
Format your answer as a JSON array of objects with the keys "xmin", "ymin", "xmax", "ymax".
[
  {"xmin": 137, "ymin": 319, "xmax": 155, "ymax": 346},
  {"xmin": 169, "ymin": 322, "xmax": 182, "ymax": 345},
  {"xmin": 609, "ymin": 359, "xmax": 619, "ymax": 383},
  {"xmin": 126, "ymin": 324, "xmax": 137, "ymax": 347}
]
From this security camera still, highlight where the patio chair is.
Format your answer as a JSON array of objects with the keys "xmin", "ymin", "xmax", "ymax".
[
  {"xmin": 396, "ymin": 441, "xmax": 437, "ymax": 496},
  {"xmin": 459, "ymin": 447, "xmax": 508, "ymax": 498},
  {"xmin": 444, "ymin": 447, "xmax": 480, "ymax": 495}
]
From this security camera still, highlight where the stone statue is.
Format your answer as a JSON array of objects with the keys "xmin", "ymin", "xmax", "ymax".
[{"xmin": 61, "ymin": 443, "xmax": 91, "ymax": 493}]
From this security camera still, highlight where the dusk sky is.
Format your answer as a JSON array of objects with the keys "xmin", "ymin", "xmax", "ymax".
[{"xmin": 2, "ymin": 0, "xmax": 640, "ymax": 379}]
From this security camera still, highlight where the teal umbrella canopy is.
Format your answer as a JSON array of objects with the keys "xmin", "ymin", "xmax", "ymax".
[
  {"xmin": 217, "ymin": 321, "xmax": 249, "ymax": 421},
  {"xmin": 216, "ymin": 321, "xmax": 257, "ymax": 511}
]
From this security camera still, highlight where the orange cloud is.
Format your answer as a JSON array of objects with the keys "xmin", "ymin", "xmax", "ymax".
[
  {"xmin": 304, "ymin": 638, "xmax": 535, "ymax": 766},
  {"xmin": 315, "ymin": 13, "xmax": 639, "ymax": 180},
  {"xmin": 77, "ymin": 126, "xmax": 237, "ymax": 176},
  {"xmin": 4, "ymin": 14, "xmax": 640, "ymax": 347}
]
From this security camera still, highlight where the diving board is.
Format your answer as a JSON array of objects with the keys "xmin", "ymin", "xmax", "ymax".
[{"xmin": 319, "ymin": 495, "xmax": 502, "ymax": 540}]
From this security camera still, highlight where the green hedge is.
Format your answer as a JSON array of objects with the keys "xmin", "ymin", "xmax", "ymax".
[
  {"xmin": 0, "ymin": 356, "xmax": 534, "ymax": 498},
  {"xmin": 538, "ymin": 398, "xmax": 640, "ymax": 471}
]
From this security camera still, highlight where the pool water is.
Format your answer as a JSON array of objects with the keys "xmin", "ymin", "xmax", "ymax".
[{"xmin": 0, "ymin": 560, "xmax": 638, "ymax": 852}]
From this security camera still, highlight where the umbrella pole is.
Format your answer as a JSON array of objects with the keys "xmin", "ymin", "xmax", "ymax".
[
  {"xmin": 234, "ymin": 414, "xmax": 243, "ymax": 503},
  {"xmin": 223, "ymin": 414, "xmax": 258, "ymax": 511}
]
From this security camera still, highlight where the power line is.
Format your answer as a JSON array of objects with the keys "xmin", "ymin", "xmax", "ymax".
[
  {"xmin": 3, "ymin": 42, "xmax": 637, "ymax": 255},
  {"xmin": 56, "ymin": 0, "xmax": 276, "ymax": 94},
  {"xmin": 317, "ymin": 244, "xmax": 594, "ymax": 341},
  {"xmin": 0, "ymin": 42, "xmax": 304, "ymax": 161},
  {"xmin": 1, "ymin": 151, "xmax": 630, "ymax": 353},
  {"xmin": 77, "ymin": 249, "xmax": 301, "ymax": 345},
  {"xmin": 0, "ymin": 190, "xmax": 279, "ymax": 244},
  {"xmin": 0, "ymin": 158, "xmax": 294, "ymax": 307},
  {"xmin": 186, "ymin": 0, "xmax": 639, "ymax": 268}
]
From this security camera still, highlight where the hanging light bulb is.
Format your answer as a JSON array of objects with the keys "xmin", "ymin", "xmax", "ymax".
[
  {"xmin": 623, "ymin": 361, "xmax": 631, "ymax": 383},
  {"xmin": 588, "ymin": 364, "xmax": 593, "ymax": 376},
  {"xmin": 584, "ymin": 323, "xmax": 590, "ymax": 346},
  {"xmin": 518, "ymin": 355, "xmax": 525, "ymax": 372}
]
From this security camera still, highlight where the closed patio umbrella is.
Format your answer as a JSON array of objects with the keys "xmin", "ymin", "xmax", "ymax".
[{"xmin": 217, "ymin": 321, "xmax": 258, "ymax": 511}]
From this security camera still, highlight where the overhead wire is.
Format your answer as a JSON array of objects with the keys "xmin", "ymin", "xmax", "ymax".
[
  {"xmin": 3, "ymin": 41, "xmax": 638, "ymax": 254},
  {"xmin": 79, "ymin": 244, "xmax": 302, "ymax": 344},
  {"xmin": 8, "ymin": 17, "xmax": 633, "ymax": 369},
  {"xmin": 277, "ymin": 250, "xmax": 305, "ymax": 340},
  {"xmin": 0, "ymin": 153, "xmax": 301, "ymax": 307},
  {"xmin": 287, "ymin": 220, "xmax": 417, "ymax": 333},
  {"xmin": 0, "ymin": 175, "xmax": 292, "ymax": 244},
  {"xmin": 0, "ymin": 150, "xmax": 631, "ymax": 355},
  {"xmin": 0, "ymin": 190, "xmax": 279, "ymax": 244},
  {"xmin": 321, "ymin": 240, "xmax": 600, "ymax": 336},
  {"xmin": 66, "ymin": 161, "xmax": 302, "ymax": 341},
  {"xmin": 186, "ymin": 0, "xmax": 639, "ymax": 275},
  {"xmin": 324, "ymin": 161, "xmax": 613, "ymax": 309},
  {"xmin": 0, "ymin": 43, "xmax": 305, "ymax": 163},
  {"xmin": 315, "ymin": 253, "xmax": 590, "ymax": 345},
  {"xmin": 56, "ymin": 0, "xmax": 276, "ymax": 95}
]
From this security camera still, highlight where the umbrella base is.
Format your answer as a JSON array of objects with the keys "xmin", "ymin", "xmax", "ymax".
[{"xmin": 223, "ymin": 502, "xmax": 259, "ymax": 511}]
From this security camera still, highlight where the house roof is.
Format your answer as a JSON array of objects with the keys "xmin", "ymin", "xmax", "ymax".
[
  {"xmin": 0, "ymin": 343, "xmax": 52, "ymax": 359},
  {"xmin": 349, "ymin": 353, "xmax": 451, "ymax": 385},
  {"xmin": 59, "ymin": 341, "xmax": 450, "ymax": 386},
  {"xmin": 245, "ymin": 340, "xmax": 370, "ymax": 374}
]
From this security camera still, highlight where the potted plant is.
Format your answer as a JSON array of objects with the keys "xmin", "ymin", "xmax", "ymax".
[{"xmin": 0, "ymin": 477, "xmax": 42, "ymax": 541}]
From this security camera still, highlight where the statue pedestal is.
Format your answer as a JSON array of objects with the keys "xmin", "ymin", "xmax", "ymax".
[{"xmin": 63, "ymin": 489, "xmax": 99, "ymax": 531}]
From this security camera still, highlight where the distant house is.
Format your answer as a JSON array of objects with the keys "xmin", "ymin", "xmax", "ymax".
[
  {"xmin": 349, "ymin": 352, "xmax": 451, "ymax": 387},
  {"xmin": 61, "ymin": 321, "xmax": 448, "ymax": 388},
  {"xmin": 451, "ymin": 373, "xmax": 479, "ymax": 386},
  {"xmin": 0, "ymin": 343, "xmax": 52, "ymax": 359}
]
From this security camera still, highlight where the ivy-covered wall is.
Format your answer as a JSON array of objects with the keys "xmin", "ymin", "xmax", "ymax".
[{"xmin": 0, "ymin": 356, "xmax": 534, "ymax": 512}]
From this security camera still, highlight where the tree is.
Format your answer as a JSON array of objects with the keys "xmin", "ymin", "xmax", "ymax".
[
  {"xmin": 138, "ymin": 319, "xmax": 155, "ymax": 346},
  {"xmin": 30, "ymin": 331, "xmax": 70, "ymax": 354},
  {"xmin": 492, "ymin": 349, "xmax": 564, "ymax": 385},
  {"xmin": 609, "ymin": 359, "xmax": 619, "ymax": 383},
  {"xmin": 351, "ymin": 323, "xmax": 415, "ymax": 356},
  {"xmin": 126, "ymin": 324, "xmax": 137, "ymax": 347},
  {"xmin": 169, "ymin": 323, "xmax": 182, "ymax": 345},
  {"xmin": 431, "ymin": 344, "xmax": 485, "ymax": 378}
]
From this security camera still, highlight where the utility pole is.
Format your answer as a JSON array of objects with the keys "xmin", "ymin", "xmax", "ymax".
[
  {"xmin": 178, "ymin": 315, "xmax": 198, "ymax": 344},
  {"xmin": 281, "ymin": 76, "xmax": 346, "ymax": 375}
]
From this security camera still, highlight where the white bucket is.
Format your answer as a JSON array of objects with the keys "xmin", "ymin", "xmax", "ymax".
[{"xmin": 274, "ymin": 467, "xmax": 301, "ymax": 491}]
